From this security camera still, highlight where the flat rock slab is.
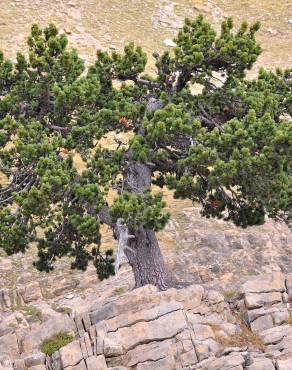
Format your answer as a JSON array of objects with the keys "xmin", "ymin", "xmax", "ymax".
[
  {"xmin": 106, "ymin": 309, "xmax": 187, "ymax": 353},
  {"xmin": 245, "ymin": 292, "xmax": 282, "ymax": 309},
  {"xmin": 242, "ymin": 273, "xmax": 285, "ymax": 294}
]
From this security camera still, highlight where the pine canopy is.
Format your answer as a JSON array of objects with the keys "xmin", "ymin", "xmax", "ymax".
[{"xmin": 0, "ymin": 17, "xmax": 291, "ymax": 282}]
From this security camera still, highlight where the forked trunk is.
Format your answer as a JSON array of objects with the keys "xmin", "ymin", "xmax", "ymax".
[{"xmin": 125, "ymin": 225, "xmax": 168, "ymax": 290}]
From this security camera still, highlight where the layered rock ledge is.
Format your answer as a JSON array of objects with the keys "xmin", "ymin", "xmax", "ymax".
[{"xmin": 0, "ymin": 273, "xmax": 291, "ymax": 370}]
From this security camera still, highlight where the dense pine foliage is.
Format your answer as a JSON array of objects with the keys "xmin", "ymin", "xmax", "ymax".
[{"xmin": 0, "ymin": 17, "xmax": 291, "ymax": 284}]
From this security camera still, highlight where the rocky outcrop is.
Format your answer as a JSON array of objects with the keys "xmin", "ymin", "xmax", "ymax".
[{"xmin": 1, "ymin": 273, "xmax": 291, "ymax": 370}]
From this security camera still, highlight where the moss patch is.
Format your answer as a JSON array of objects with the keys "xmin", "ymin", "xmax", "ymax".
[{"xmin": 41, "ymin": 332, "xmax": 74, "ymax": 356}]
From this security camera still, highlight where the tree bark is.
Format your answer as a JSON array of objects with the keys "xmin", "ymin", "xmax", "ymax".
[
  {"xmin": 125, "ymin": 225, "xmax": 168, "ymax": 290},
  {"xmin": 120, "ymin": 159, "xmax": 169, "ymax": 290}
]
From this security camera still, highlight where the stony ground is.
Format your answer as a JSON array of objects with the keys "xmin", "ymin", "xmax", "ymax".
[
  {"xmin": 1, "ymin": 272, "xmax": 292, "ymax": 369},
  {"xmin": 0, "ymin": 1, "xmax": 292, "ymax": 369},
  {"xmin": 0, "ymin": 0, "xmax": 292, "ymax": 71}
]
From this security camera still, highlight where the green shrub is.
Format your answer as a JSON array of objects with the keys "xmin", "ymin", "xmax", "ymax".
[{"xmin": 41, "ymin": 332, "xmax": 74, "ymax": 356}]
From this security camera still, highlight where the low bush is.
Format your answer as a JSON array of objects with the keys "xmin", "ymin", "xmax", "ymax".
[{"xmin": 41, "ymin": 332, "xmax": 74, "ymax": 356}]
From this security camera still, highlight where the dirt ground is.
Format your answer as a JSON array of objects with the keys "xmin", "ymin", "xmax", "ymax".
[{"xmin": 0, "ymin": 0, "xmax": 291, "ymax": 73}]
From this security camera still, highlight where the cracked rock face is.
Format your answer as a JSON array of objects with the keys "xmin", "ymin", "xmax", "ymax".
[{"xmin": 1, "ymin": 273, "xmax": 291, "ymax": 370}]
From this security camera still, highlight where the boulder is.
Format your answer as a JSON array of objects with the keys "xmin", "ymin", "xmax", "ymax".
[
  {"xmin": 247, "ymin": 305, "xmax": 288, "ymax": 323},
  {"xmin": 245, "ymin": 357, "xmax": 275, "ymax": 370},
  {"xmin": 276, "ymin": 358, "xmax": 292, "ymax": 370},
  {"xmin": 192, "ymin": 324, "xmax": 215, "ymax": 341},
  {"xmin": 106, "ymin": 309, "xmax": 187, "ymax": 353},
  {"xmin": 58, "ymin": 340, "xmax": 83, "ymax": 368},
  {"xmin": 250, "ymin": 315, "xmax": 274, "ymax": 333},
  {"xmin": 23, "ymin": 353, "xmax": 45, "ymax": 367},
  {"xmin": 242, "ymin": 274, "xmax": 285, "ymax": 294},
  {"xmin": 245, "ymin": 292, "xmax": 282, "ymax": 309},
  {"xmin": 0, "ymin": 333, "xmax": 19, "ymax": 360},
  {"xmin": 163, "ymin": 38, "xmax": 176, "ymax": 47},
  {"xmin": 0, "ymin": 355, "xmax": 14, "ymax": 370},
  {"xmin": 125, "ymin": 339, "xmax": 175, "ymax": 367},
  {"xmin": 13, "ymin": 359, "xmax": 26, "ymax": 370},
  {"xmin": 85, "ymin": 355, "xmax": 107, "ymax": 370},
  {"xmin": 89, "ymin": 285, "xmax": 159, "ymax": 325},
  {"xmin": 259, "ymin": 325, "xmax": 292, "ymax": 345},
  {"xmin": 180, "ymin": 350, "xmax": 198, "ymax": 367},
  {"xmin": 21, "ymin": 315, "xmax": 76, "ymax": 353},
  {"xmin": 17, "ymin": 282, "xmax": 42, "ymax": 304},
  {"xmin": 162, "ymin": 284, "xmax": 204, "ymax": 308},
  {"xmin": 223, "ymin": 352, "xmax": 245, "ymax": 369}
]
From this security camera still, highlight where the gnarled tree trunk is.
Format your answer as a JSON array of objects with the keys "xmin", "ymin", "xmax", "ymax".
[
  {"xmin": 125, "ymin": 226, "xmax": 168, "ymax": 290},
  {"xmin": 120, "ymin": 159, "xmax": 169, "ymax": 290}
]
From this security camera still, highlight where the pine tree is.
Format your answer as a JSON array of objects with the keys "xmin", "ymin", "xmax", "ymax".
[{"xmin": 0, "ymin": 18, "xmax": 291, "ymax": 289}]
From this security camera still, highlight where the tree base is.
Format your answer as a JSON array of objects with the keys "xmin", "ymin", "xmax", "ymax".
[{"xmin": 125, "ymin": 226, "xmax": 168, "ymax": 290}]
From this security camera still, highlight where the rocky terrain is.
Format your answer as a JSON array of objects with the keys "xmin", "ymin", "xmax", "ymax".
[
  {"xmin": 1, "ymin": 272, "xmax": 292, "ymax": 369},
  {"xmin": 1, "ymin": 211, "xmax": 292, "ymax": 369}
]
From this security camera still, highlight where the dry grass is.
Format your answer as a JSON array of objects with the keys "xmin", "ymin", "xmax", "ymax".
[
  {"xmin": 223, "ymin": 289, "xmax": 238, "ymax": 300},
  {"xmin": 216, "ymin": 328, "xmax": 265, "ymax": 352},
  {"xmin": 214, "ymin": 307, "xmax": 265, "ymax": 352}
]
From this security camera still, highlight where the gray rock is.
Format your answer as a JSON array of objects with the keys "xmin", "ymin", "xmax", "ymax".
[
  {"xmin": 194, "ymin": 342, "xmax": 210, "ymax": 361},
  {"xmin": 286, "ymin": 274, "xmax": 292, "ymax": 301},
  {"xmin": 250, "ymin": 315, "xmax": 274, "ymax": 333},
  {"xmin": 136, "ymin": 355, "xmax": 176, "ymax": 370},
  {"xmin": 89, "ymin": 285, "xmax": 158, "ymax": 324},
  {"xmin": 267, "ymin": 28, "xmax": 278, "ymax": 35},
  {"xmin": 163, "ymin": 38, "xmax": 176, "ymax": 47},
  {"xmin": 206, "ymin": 290, "xmax": 225, "ymax": 305},
  {"xmin": 106, "ymin": 309, "xmax": 187, "ymax": 352},
  {"xmin": 247, "ymin": 305, "xmax": 288, "ymax": 323},
  {"xmin": 221, "ymin": 347, "xmax": 248, "ymax": 356},
  {"xmin": 276, "ymin": 358, "xmax": 292, "ymax": 370},
  {"xmin": 260, "ymin": 325, "xmax": 292, "ymax": 345},
  {"xmin": 13, "ymin": 359, "xmax": 26, "ymax": 370},
  {"xmin": 192, "ymin": 324, "xmax": 215, "ymax": 341},
  {"xmin": 246, "ymin": 357, "xmax": 275, "ymax": 370},
  {"xmin": 180, "ymin": 350, "xmax": 198, "ymax": 367},
  {"xmin": 125, "ymin": 339, "xmax": 175, "ymax": 367},
  {"xmin": 58, "ymin": 340, "xmax": 83, "ymax": 368},
  {"xmin": 86, "ymin": 355, "xmax": 107, "ymax": 370},
  {"xmin": 223, "ymin": 352, "xmax": 245, "ymax": 369},
  {"xmin": 0, "ymin": 333, "xmax": 19, "ymax": 360},
  {"xmin": 21, "ymin": 315, "xmax": 76, "ymax": 353},
  {"xmin": 245, "ymin": 292, "xmax": 282, "ymax": 309},
  {"xmin": 104, "ymin": 301, "xmax": 182, "ymax": 333},
  {"xmin": 104, "ymin": 338, "xmax": 124, "ymax": 357},
  {"xmin": 24, "ymin": 353, "xmax": 45, "ymax": 367},
  {"xmin": 272, "ymin": 310, "xmax": 290, "ymax": 325},
  {"xmin": 17, "ymin": 282, "xmax": 42, "ymax": 303},
  {"xmin": 70, "ymin": 360, "xmax": 87, "ymax": 370},
  {"xmin": 242, "ymin": 274, "xmax": 285, "ymax": 294}
]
